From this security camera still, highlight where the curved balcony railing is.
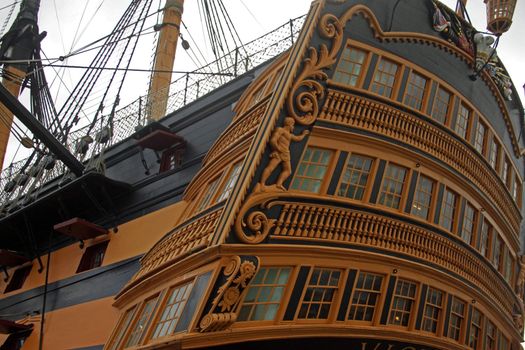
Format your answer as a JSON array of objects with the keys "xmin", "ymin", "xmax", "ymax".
[
  {"xmin": 134, "ymin": 206, "xmax": 223, "ymax": 281},
  {"xmin": 319, "ymin": 87, "xmax": 521, "ymax": 236},
  {"xmin": 237, "ymin": 193, "xmax": 516, "ymax": 315},
  {"xmin": 203, "ymin": 98, "xmax": 269, "ymax": 168}
]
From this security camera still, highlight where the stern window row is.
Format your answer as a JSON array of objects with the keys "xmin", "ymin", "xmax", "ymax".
[
  {"xmin": 236, "ymin": 265, "xmax": 511, "ymax": 349},
  {"xmin": 289, "ymin": 146, "xmax": 515, "ymax": 285},
  {"xmin": 332, "ymin": 43, "xmax": 522, "ymax": 205}
]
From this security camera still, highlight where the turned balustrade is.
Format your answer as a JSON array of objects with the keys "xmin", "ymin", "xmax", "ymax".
[
  {"xmin": 272, "ymin": 201, "xmax": 515, "ymax": 315},
  {"xmin": 319, "ymin": 88, "xmax": 521, "ymax": 235},
  {"xmin": 136, "ymin": 208, "xmax": 223, "ymax": 280}
]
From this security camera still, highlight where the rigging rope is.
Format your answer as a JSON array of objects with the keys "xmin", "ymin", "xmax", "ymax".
[{"xmin": 0, "ymin": 1, "xmax": 19, "ymax": 37}]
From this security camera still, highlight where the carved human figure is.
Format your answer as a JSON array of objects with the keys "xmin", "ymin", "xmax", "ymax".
[
  {"xmin": 257, "ymin": 117, "xmax": 309, "ymax": 191},
  {"xmin": 516, "ymin": 256, "xmax": 525, "ymax": 300},
  {"xmin": 473, "ymin": 33, "xmax": 495, "ymax": 71}
]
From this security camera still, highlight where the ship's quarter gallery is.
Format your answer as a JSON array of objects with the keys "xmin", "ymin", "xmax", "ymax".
[{"xmin": 1, "ymin": 0, "xmax": 524, "ymax": 349}]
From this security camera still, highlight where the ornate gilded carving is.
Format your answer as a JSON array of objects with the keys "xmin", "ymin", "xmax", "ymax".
[
  {"xmin": 473, "ymin": 33, "xmax": 495, "ymax": 71},
  {"xmin": 472, "ymin": 33, "xmax": 513, "ymax": 101},
  {"xmin": 256, "ymin": 117, "xmax": 309, "ymax": 192},
  {"xmin": 199, "ymin": 255, "xmax": 259, "ymax": 332},
  {"xmin": 234, "ymin": 193, "xmax": 276, "ymax": 244},
  {"xmin": 286, "ymin": 13, "xmax": 343, "ymax": 126},
  {"xmin": 431, "ymin": 0, "xmax": 474, "ymax": 55}
]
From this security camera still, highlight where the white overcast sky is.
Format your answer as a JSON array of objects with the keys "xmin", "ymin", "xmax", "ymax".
[{"xmin": 0, "ymin": 0, "xmax": 524, "ymax": 165}]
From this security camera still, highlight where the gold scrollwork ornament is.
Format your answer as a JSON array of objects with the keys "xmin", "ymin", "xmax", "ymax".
[
  {"xmin": 287, "ymin": 13, "xmax": 343, "ymax": 126},
  {"xmin": 237, "ymin": 210, "xmax": 275, "ymax": 244}
]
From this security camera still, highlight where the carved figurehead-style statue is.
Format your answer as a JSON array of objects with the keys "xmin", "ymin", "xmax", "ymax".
[{"xmin": 256, "ymin": 117, "xmax": 309, "ymax": 192}]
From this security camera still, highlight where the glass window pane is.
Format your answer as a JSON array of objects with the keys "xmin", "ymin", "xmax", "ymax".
[
  {"xmin": 291, "ymin": 147, "xmax": 333, "ymax": 194},
  {"xmin": 238, "ymin": 267, "xmax": 292, "ymax": 322},
  {"xmin": 151, "ymin": 281, "xmax": 194, "ymax": 339}
]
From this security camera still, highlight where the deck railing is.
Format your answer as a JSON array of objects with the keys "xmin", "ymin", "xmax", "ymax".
[{"xmin": 0, "ymin": 15, "xmax": 306, "ymax": 208}]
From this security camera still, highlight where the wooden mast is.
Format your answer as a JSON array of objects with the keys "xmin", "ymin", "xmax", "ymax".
[
  {"xmin": 0, "ymin": 67, "xmax": 25, "ymax": 168},
  {"xmin": 147, "ymin": 0, "xmax": 185, "ymax": 122},
  {"xmin": 0, "ymin": 0, "xmax": 41, "ymax": 168}
]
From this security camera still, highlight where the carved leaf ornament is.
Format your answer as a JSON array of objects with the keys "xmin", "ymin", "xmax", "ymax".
[
  {"xmin": 234, "ymin": 12, "xmax": 343, "ymax": 244},
  {"xmin": 286, "ymin": 13, "xmax": 343, "ymax": 126},
  {"xmin": 200, "ymin": 256, "xmax": 260, "ymax": 332}
]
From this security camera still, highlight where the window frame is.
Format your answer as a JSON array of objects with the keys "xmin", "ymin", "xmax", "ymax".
[
  {"xmin": 369, "ymin": 56, "xmax": 401, "ymax": 99},
  {"xmin": 106, "ymin": 305, "xmax": 138, "ymax": 350},
  {"xmin": 377, "ymin": 162, "xmax": 410, "ymax": 211},
  {"xmin": 485, "ymin": 320, "xmax": 497, "ymax": 350},
  {"xmin": 479, "ymin": 218, "xmax": 493, "ymax": 259},
  {"xmin": 487, "ymin": 136, "xmax": 500, "ymax": 171},
  {"xmin": 431, "ymin": 85, "xmax": 452, "ymax": 125},
  {"xmin": 491, "ymin": 234, "xmax": 504, "ymax": 271},
  {"xmin": 411, "ymin": 174, "xmax": 435, "ymax": 221},
  {"xmin": 468, "ymin": 307, "xmax": 483, "ymax": 350},
  {"xmin": 336, "ymin": 153, "xmax": 375, "ymax": 202},
  {"xmin": 346, "ymin": 271, "xmax": 384, "ymax": 324},
  {"xmin": 473, "ymin": 118, "xmax": 487, "ymax": 155},
  {"xmin": 421, "ymin": 286, "xmax": 444, "ymax": 335},
  {"xmin": 237, "ymin": 266, "xmax": 293, "ymax": 323},
  {"xmin": 455, "ymin": 101, "xmax": 472, "ymax": 140},
  {"xmin": 215, "ymin": 161, "xmax": 243, "ymax": 203},
  {"xmin": 124, "ymin": 294, "xmax": 161, "ymax": 348},
  {"xmin": 460, "ymin": 201, "xmax": 477, "ymax": 246},
  {"xmin": 76, "ymin": 240, "xmax": 109, "ymax": 273},
  {"xmin": 296, "ymin": 267, "xmax": 342, "ymax": 321},
  {"xmin": 291, "ymin": 147, "xmax": 335, "ymax": 194},
  {"xmin": 447, "ymin": 296, "xmax": 466, "ymax": 342},
  {"xmin": 159, "ymin": 145, "xmax": 185, "ymax": 173},
  {"xmin": 387, "ymin": 278, "xmax": 418, "ymax": 328},
  {"xmin": 497, "ymin": 331, "xmax": 509, "ymax": 350},
  {"xmin": 439, "ymin": 187, "xmax": 458, "ymax": 233},
  {"xmin": 332, "ymin": 45, "xmax": 370, "ymax": 88},
  {"xmin": 4, "ymin": 264, "xmax": 32, "ymax": 294},
  {"xmin": 402, "ymin": 70, "xmax": 429, "ymax": 112},
  {"xmin": 149, "ymin": 280, "xmax": 195, "ymax": 340},
  {"xmin": 195, "ymin": 174, "xmax": 224, "ymax": 213}
]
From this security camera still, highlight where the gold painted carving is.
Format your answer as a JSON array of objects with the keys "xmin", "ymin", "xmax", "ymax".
[
  {"xmin": 233, "ymin": 13, "xmax": 342, "ymax": 243},
  {"xmin": 256, "ymin": 117, "xmax": 309, "ymax": 192},
  {"xmin": 286, "ymin": 13, "xmax": 343, "ymax": 126},
  {"xmin": 234, "ymin": 191, "xmax": 280, "ymax": 244},
  {"xmin": 199, "ymin": 255, "xmax": 259, "ymax": 332}
]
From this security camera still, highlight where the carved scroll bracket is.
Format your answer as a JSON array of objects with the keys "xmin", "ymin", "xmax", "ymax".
[
  {"xmin": 199, "ymin": 255, "xmax": 260, "ymax": 332},
  {"xmin": 286, "ymin": 13, "xmax": 343, "ymax": 126},
  {"xmin": 234, "ymin": 191, "xmax": 279, "ymax": 244}
]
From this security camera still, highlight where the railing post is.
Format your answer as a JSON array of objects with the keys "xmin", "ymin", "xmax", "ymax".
[
  {"xmin": 184, "ymin": 73, "xmax": 189, "ymax": 105},
  {"xmin": 138, "ymin": 96, "xmax": 142, "ymax": 125},
  {"xmin": 234, "ymin": 47, "xmax": 239, "ymax": 77},
  {"xmin": 196, "ymin": 80, "xmax": 200, "ymax": 99}
]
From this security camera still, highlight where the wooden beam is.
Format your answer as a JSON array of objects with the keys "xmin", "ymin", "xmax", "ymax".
[{"xmin": 0, "ymin": 83, "xmax": 84, "ymax": 176}]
